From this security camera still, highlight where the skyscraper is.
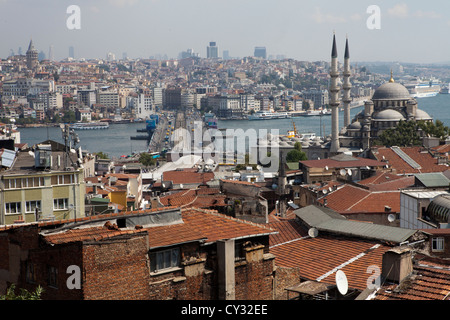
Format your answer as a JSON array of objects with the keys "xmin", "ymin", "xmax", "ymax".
[
  {"xmin": 69, "ymin": 46, "xmax": 75, "ymax": 59},
  {"xmin": 254, "ymin": 47, "xmax": 267, "ymax": 59},
  {"xmin": 48, "ymin": 45, "xmax": 54, "ymax": 61},
  {"xmin": 207, "ymin": 42, "xmax": 219, "ymax": 59}
]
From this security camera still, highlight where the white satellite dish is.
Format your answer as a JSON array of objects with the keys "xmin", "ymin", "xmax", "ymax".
[
  {"xmin": 388, "ymin": 214, "xmax": 396, "ymax": 223},
  {"xmin": 347, "ymin": 169, "xmax": 352, "ymax": 176},
  {"xmin": 328, "ymin": 187, "xmax": 333, "ymax": 193},
  {"xmin": 335, "ymin": 270, "xmax": 348, "ymax": 295},
  {"xmin": 308, "ymin": 228, "xmax": 319, "ymax": 238},
  {"xmin": 340, "ymin": 169, "xmax": 346, "ymax": 176},
  {"xmin": 325, "ymin": 166, "xmax": 329, "ymax": 171},
  {"xmin": 322, "ymin": 189, "xmax": 328, "ymax": 195}
]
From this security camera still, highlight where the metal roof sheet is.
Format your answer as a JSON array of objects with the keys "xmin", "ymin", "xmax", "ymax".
[
  {"xmin": 295, "ymin": 205, "xmax": 416, "ymax": 244},
  {"xmin": 414, "ymin": 172, "xmax": 450, "ymax": 188}
]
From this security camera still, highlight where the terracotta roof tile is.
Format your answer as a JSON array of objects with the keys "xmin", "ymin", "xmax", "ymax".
[
  {"xmin": 162, "ymin": 170, "xmax": 214, "ymax": 185},
  {"xmin": 373, "ymin": 147, "xmax": 448, "ymax": 174},
  {"xmin": 270, "ymin": 235, "xmax": 390, "ymax": 291}
]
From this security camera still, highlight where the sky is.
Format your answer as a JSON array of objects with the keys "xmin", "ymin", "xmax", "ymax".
[{"xmin": 1, "ymin": 0, "xmax": 450, "ymax": 64}]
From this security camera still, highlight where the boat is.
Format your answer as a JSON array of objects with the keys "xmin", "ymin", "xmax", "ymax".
[
  {"xmin": 70, "ymin": 122, "xmax": 109, "ymax": 130},
  {"xmin": 248, "ymin": 111, "xmax": 291, "ymax": 120},
  {"xmin": 440, "ymin": 83, "xmax": 450, "ymax": 94},
  {"xmin": 404, "ymin": 77, "xmax": 441, "ymax": 98},
  {"xmin": 204, "ymin": 112, "xmax": 218, "ymax": 129},
  {"xmin": 297, "ymin": 109, "xmax": 332, "ymax": 117}
]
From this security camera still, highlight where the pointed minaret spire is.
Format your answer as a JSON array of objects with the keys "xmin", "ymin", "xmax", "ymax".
[
  {"xmin": 343, "ymin": 35, "xmax": 352, "ymax": 128},
  {"xmin": 331, "ymin": 32, "xmax": 338, "ymax": 58},
  {"xmin": 389, "ymin": 69, "xmax": 395, "ymax": 83},
  {"xmin": 344, "ymin": 35, "xmax": 350, "ymax": 59}
]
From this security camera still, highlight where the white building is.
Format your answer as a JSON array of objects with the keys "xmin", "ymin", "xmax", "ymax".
[
  {"xmin": 135, "ymin": 93, "xmax": 154, "ymax": 119},
  {"xmin": 400, "ymin": 190, "xmax": 449, "ymax": 230}
]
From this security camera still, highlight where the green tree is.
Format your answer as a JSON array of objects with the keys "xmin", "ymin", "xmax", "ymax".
[
  {"xmin": 0, "ymin": 284, "xmax": 44, "ymax": 300},
  {"xmin": 96, "ymin": 151, "xmax": 109, "ymax": 160},
  {"xmin": 139, "ymin": 153, "xmax": 156, "ymax": 167},
  {"xmin": 286, "ymin": 149, "xmax": 308, "ymax": 162},
  {"xmin": 375, "ymin": 120, "xmax": 422, "ymax": 147},
  {"xmin": 418, "ymin": 120, "xmax": 450, "ymax": 141}
]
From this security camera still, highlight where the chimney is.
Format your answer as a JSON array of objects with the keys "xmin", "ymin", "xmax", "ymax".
[
  {"xmin": 381, "ymin": 247, "xmax": 413, "ymax": 284},
  {"xmin": 217, "ymin": 239, "xmax": 235, "ymax": 300}
]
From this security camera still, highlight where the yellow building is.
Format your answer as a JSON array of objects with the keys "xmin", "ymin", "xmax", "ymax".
[{"xmin": 0, "ymin": 141, "xmax": 85, "ymax": 225}]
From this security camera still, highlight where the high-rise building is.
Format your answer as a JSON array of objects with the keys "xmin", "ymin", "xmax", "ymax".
[
  {"xmin": 207, "ymin": 42, "xmax": 219, "ymax": 59},
  {"xmin": 254, "ymin": 47, "xmax": 267, "ymax": 59},
  {"xmin": 26, "ymin": 39, "xmax": 39, "ymax": 70},
  {"xmin": 48, "ymin": 45, "xmax": 54, "ymax": 61},
  {"xmin": 69, "ymin": 46, "xmax": 75, "ymax": 59}
]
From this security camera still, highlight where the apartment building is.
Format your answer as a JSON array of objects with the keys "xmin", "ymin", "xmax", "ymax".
[{"xmin": 0, "ymin": 140, "xmax": 86, "ymax": 226}]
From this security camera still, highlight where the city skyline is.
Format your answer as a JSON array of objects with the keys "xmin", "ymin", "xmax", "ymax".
[{"xmin": 2, "ymin": 1, "xmax": 450, "ymax": 63}]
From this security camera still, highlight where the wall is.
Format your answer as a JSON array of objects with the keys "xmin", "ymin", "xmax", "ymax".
[{"xmin": 82, "ymin": 233, "xmax": 150, "ymax": 300}]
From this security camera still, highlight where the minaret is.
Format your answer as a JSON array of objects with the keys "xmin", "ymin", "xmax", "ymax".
[
  {"xmin": 329, "ymin": 33, "xmax": 340, "ymax": 153},
  {"xmin": 343, "ymin": 36, "xmax": 352, "ymax": 128}
]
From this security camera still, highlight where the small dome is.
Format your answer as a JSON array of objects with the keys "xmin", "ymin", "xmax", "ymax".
[
  {"xmin": 415, "ymin": 109, "xmax": 432, "ymax": 121},
  {"xmin": 348, "ymin": 121, "xmax": 362, "ymax": 130},
  {"xmin": 373, "ymin": 109, "xmax": 405, "ymax": 122},
  {"xmin": 372, "ymin": 82, "xmax": 411, "ymax": 101}
]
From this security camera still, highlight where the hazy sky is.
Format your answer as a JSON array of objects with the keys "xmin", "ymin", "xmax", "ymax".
[{"xmin": 2, "ymin": 0, "xmax": 450, "ymax": 63}]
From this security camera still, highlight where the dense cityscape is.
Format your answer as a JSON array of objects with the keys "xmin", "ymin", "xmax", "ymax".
[{"xmin": 0, "ymin": 31, "xmax": 449, "ymax": 306}]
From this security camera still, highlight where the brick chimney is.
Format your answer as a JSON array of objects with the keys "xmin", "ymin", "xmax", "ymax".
[{"xmin": 381, "ymin": 247, "xmax": 413, "ymax": 283}]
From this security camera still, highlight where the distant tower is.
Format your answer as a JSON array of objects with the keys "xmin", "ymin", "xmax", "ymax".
[
  {"xmin": 343, "ymin": 36, "xmax": 352, "ymax": 128},
  {"xmin": 329, "ymin": 33, "xmax": 341, "ymax": 153},
  {"xmin": 207, "ymin": 42, "xmax": 219, "ymax": 59},
  {"xmin": 49, "ymin": 45, "xmax": 54, "ymax": 61},
  {"xmin": 69, "ymin": 46, "xmax": 75, "ymax": 59},
  {"xmin": 26, "ymin": 39, "xmax": 38, "ymax": 70}
]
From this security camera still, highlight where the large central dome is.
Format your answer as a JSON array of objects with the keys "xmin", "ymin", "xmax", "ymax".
[{"xmin": 372, "ymin": 82, "xmax": 412, "ymax": 101}]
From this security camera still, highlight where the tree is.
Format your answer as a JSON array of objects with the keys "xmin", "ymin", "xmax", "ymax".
[
  {"xmin": 375, "ymin": 120, "xmax": 422, "ymax": 147},
  {"xmin": 96, "ymin": 151, "xmax": 109, "ymax": 160},
  {"xmin": 418, "ymin": 120, "xmax": 450, "ymax": 141},
  {"xmin": 0, "ymin": 284, "xmax": 44, "ymax": 300},
  {"xmin": 139, "ymin": 153, "xmax": 156, "ymax": 168},
  {"xmin": 286, "ymin": 142, "xmax": 308, "ymax": 162}
]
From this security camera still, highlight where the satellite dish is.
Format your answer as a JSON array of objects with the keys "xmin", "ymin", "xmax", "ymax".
[
  {"xmin": 325, "ymin": 166, "xmax": 329, "ymax": 171},
  {"xmin": 347, "ymin": 169, "xmax": 352, "ymax": 176},
  {"xmin": 322, "ymin": 189, "xmax": 328, "ymax": 195},
  {"xmin": 340, "ymin": 169, "xmax": 346, "ymax": 176},
  {"xmin": 328, "ymin": 187, "xmax": 333, "ymax": 193},
  {"xmin": 388, "ymin": 214, "xmax": 396, "ymax": 223},
  {"xmin": 308, "ymin": 228, "xmax": 319, "ymax": 238},
  {"xmin": 180, "ymin": 184, "xmax": 184, "ymax": 189},
  {"xmin": 335, "ymin": 270, "xmax": 348, "ymax": 295}
]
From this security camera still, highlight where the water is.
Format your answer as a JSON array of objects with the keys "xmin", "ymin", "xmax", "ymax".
[{"xmin": 18, "ymin": 94, "xmax": 450, "ymax": 158}]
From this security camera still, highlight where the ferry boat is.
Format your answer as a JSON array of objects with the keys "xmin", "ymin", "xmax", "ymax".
[
  {"xmin": 298, "ymin": 109, "xmax": 332, "ymax": 117},
  {"xmin": 248, "ymin": 111, "xmax": 291, "ymax": 120},
  {"xmin": 70, "ymin": 122, "xmax": 109, "ymax": 130},
  {"xmin": 404, "ymin": 77, "xmax": 441, "ymax": 98}
]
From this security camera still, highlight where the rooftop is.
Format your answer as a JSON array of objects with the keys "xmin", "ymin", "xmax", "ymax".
[{"xmin": 295, "ymin": 205, "xmax": 417, "ymax": 244}]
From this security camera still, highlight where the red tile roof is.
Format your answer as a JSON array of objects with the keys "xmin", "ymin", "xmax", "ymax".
[
  {"xmin": 268, "ymin": 219, "xmax": 307, "ymax": 247},
  {"xmin": 373, "ymin": 146, "xmax": 448, "ymax": 174},
  {"xmin": 300, "ymin": 157, "xmax": 385, "ymax": 169},
  {"xmin": 270, "ymin": 235, "xmax": 391, "ymax": 291},
  {"xmin": 162, "ymin": 170, "xmax": 215, "ymax": 185},
  {"xmin": 318, "ymin": 184, "xmax": 402, "ymax": 214},
  {"xmin": 374, "ymin": 257, "xmax": 450, "ymax": 300}
]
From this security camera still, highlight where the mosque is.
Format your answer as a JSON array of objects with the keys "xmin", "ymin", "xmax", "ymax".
[{"xmin": 305, "ymin": 34, "xmax": 433, "ymax": 160}]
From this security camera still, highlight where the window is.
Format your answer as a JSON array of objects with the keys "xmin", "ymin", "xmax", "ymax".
[
  {"xmin": 26, "ymin": 200, "xmax": 41, "ymax": 213},
  {"xmin": 26, "ymin": 262, "xmax": 36, "ymax": 284},
  {"xmin": 47, "ymin": 265, "xmax": 58, "ymax": 288},
  {"xmin": 5, "ymin": 202, "xmax": 21, "ymax": 215},
  {"xmin": 150, "ymin": 248, "xmax": 180, "ymax": 272},
  {"xmin": 432, "ymin": 237, "xmax": 444, "ymax": 252},
  {"xmin": 53, "ymin": 198, "xmax": 69, "ymax": 210}
]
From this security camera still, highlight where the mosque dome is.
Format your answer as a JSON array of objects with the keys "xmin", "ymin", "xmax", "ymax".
[
  {"xmin": 372, "ymin": 109, "xmax": 406, "ymax": 122},
  {"xmin": 415, "ymin": 109, "xmax": 432, "ymax": 121},
  {"xmin": 348, "ymin": 121, "xmax": 362, "ymax": 130},
  {"xmin": 372, "ymin": 82, "xmax": 411, "ymax": 101}
]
